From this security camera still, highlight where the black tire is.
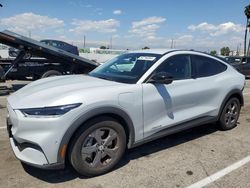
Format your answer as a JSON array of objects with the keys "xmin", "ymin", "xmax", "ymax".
[
  {"xmin": 69, "ymin": 116, "xmax": 126, "ymax": 177},
  {"xmin": 0, "ymin": 65, "xmax": 4, "ymax": 80},
  {"xmin": 24, "ymin": 52, "xmax": 32, "ymax": 59},
  {"xmin": 218, "ymin": 97, "xmax": 241, "ymax": 130},
  {"xmin": 41, "ymin": 70, "xmax": 62, "ymax": 78}
]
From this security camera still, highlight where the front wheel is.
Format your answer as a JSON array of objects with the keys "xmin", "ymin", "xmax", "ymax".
[
  {"xmin": 69, "ymin": 117, "xmax": 126, "ymax": 177},
  {"xmin": 218, "ymin": 97, "xmax": 241, "ymax": 130}
]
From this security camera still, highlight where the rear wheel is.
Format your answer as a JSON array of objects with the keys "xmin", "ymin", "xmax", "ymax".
[
  {"xmin": 218, "ymin": 97, "xmax": 240, "ymax": 130},
  {"xmin": 69, "ymin": 117, "xmax": 126, "ymax": 177},
  {"xmin": 41, "ymin": 70, "xmax": 62, "ymax": 78}
]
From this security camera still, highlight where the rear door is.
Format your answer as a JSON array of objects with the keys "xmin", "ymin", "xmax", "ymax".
[{"xmin": 190, "ymin": 54, "xmax": 228, "ymax": 116}]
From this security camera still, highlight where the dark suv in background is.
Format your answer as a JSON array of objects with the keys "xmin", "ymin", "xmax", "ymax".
[
  {"xmin": 225, "ymin": 56, "xmax": 250, "ymax": 77},
  {"xmin": 9, "ymin": 39, "xmax": 79, "ymax": 58}
]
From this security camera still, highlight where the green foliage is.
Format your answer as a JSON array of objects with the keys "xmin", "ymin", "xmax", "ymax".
[
  {"xmin": 100, "ymin": 46, "xmax": 107, "ymax": 49},
  {"xmin": 210, "ymin": 50, "xmax": 217, "ymax": 56},
  {"xmin": 220, "ymin": 47, "xmax": 230, "ymax": 56}
]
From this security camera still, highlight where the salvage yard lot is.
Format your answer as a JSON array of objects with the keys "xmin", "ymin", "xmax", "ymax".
[{"xmin": 0, "ymin": 80, "xmax": 250, "ymax": 188}]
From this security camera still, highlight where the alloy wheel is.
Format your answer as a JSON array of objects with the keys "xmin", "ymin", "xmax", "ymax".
[
  {"xmin": 81, "ymin": 128, "xmax": 119, "ymax": 168},
  {"xmin": 224, "ymin": 100, "xmax": 239, "ymax": 127}
]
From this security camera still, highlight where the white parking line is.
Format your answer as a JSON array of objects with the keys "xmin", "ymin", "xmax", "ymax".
[
  {"xmin": 0, "ymin": 126, "xmax": 6, "ymax": 129},
  {"xmin": 244, "ymin": 92, "xmax": 250, "ymax": 95},
  {"xmin": 186, "ymin": 155, "xmax": 250, "ymax": 188}
]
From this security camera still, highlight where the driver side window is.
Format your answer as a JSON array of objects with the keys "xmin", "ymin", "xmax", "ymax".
[{"xmin": 155, "ymin": 55, "xmax": 192, "ymax": 80}]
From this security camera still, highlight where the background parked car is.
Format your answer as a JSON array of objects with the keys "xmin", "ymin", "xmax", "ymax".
[
  {"xmin": 225, "ymin": 56, "xmax": 250, "ymax": 77},
  {"xmin": 8, "ymin": 39, "xmax": 79, "ymax": 58}
]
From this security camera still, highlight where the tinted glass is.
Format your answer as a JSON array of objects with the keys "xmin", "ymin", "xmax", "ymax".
[
  {"xmin": 246, "ymin": 57, "xmax": 250, "ymax": 63},
  {"xmin": 192, "ymin": 55, "xmax": 227, "ymax": 77},
  {"xmin": 89, "ymin": 53, "xmax": 161, "ymax": 84},
  {"xmin": 155, "ymin": 55, "xmax": 192, "ymax": 80},
  {"xmin": 225, "ymin": 57, "xmax": 239, "ymax": 64}
]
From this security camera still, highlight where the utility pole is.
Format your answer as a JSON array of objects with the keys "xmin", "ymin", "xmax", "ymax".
[
  {"xmin": 28, "ymin": 30, "xmax": 31, "ymax": 38},
  {"xmin": 239, "ymin": 43, "xmax": 241, "ymax": 55},
  {"xmin": 83, "ymin": 35, "xmax": 86, "ymax": 48},
  {"xmin": 170, "ymin": 39, "xmax": 174, "ymax": 49},
  {"xmin": 110, "ymin": 36, "xmax": 113, "ymax": 49}
]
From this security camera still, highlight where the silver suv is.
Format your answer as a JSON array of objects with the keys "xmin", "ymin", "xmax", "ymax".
[{"xmin": 6, "ymin": 49, "xmax": 245, "ymax": 176}]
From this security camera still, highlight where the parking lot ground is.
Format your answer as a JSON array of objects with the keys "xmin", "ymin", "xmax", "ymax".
[{"xmin": 0, "ymin": 80, "xmax": 249, "ymax": 188}]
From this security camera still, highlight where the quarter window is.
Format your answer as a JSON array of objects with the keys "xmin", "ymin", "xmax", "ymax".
[
  {"xmin": 192, "ymin": 55, "xmax": 227, "ymax": 77},
  {"xmin": 155, "ymin": 55, "xmax": 192, "ymax": 80}
]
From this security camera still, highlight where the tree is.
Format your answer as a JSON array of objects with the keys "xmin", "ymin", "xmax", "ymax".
[
  {"xmin": 220, "ymin": 47, "xmax": 230, "ymax": 56},
  {"xmin": 210, "ymin": 50, "xmax": 217, "ymax": 56},
  {"xmin": 100, "ymin": 46, "xmax": 107, "ymax": 49},
  {"xmin": 142, "ymin": 46, "xmax": 150, "ymax": 50}
]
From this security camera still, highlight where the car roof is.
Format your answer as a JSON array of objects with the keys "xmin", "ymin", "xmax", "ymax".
[
  {"xmin": 127, "ymin": 49, "xmax": 215, "ymax": 56},
  {"xmin": 126, "ymin": 49, "xmax": 230, "ymax": 64},
  {"xmin": 129, "ymin": 49, "xmax": 177, "ymax": 55}
]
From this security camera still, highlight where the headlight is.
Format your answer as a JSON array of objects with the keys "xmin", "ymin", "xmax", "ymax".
[{"xmin": 20, "ymin": 103, "xmax": 82, "ymax": 118}]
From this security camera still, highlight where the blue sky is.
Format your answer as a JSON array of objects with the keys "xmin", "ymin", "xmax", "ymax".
[{"xmin": 0, "ymin": 0, "xmax": 249, "ymax": 51}]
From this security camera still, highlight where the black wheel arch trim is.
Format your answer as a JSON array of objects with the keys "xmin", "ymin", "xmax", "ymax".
[
  {"xmin": 57, "ymin": 106, "xmax": 135, "ymax": 163},
  {"xmin": 217, "ymin": 89, "xmax": 244, "ymax": 121}
]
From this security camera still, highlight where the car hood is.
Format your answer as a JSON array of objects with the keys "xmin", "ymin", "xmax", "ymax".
[{"xmin": 8, "ymin": 75, "xmax": 122, "ymax": 109}]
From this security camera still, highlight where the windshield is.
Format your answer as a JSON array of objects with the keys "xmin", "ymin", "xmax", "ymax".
[{"xmin": 89, "ymin": 53, "xmax": 162, "ymax": 84}]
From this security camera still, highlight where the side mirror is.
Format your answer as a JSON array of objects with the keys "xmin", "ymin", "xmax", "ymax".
[{"xmin": 148, "ymin": 72, "xmax": 173, "ymax": 84}]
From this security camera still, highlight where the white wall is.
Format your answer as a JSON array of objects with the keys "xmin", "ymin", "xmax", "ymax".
[
  {"xmin": 0, "ymin": 49, "xmax": 9, "ymax": 58},
  {"xmin": 79, "ymin": 53, "xmax": 117, "ymax": 64}
]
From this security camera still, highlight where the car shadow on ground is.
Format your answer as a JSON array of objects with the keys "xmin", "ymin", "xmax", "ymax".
[{"xmin": 22, "ymin": 123, "xmax": 218, "ymax": 183}]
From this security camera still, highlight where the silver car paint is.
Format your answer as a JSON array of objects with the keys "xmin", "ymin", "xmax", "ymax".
[{"xmin": 6, "ymin": 50, "xmax": 245, "ymax": 167}]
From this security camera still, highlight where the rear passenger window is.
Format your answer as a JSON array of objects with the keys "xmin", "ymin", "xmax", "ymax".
[{"xmin": 192, "ymin": 55, "xmax": 227, "ymax": 77}]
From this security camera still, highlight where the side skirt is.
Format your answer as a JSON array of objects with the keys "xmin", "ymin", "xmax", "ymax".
[{"xmin": 130, "ymin": 116, "xmax": 217, "ymax": 149}]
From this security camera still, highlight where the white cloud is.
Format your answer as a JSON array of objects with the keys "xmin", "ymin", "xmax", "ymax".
[
  {"xmin": 84, "ymin": 4, "xmax": 92, "ymax": 8},
  {"xmin": 174, "ymin": 35, "xmax": 194, "ymax": 48},
  {"xmin": 113, "ymin": 10, "xmax": 122, "ymax": 15},
  {"xmin": 70, "ymin": 19, "xmax": 120, "ymax": 34},
  {"xmin": 0, "ymin": 12, "xmax": 64, "ymax": 35},
  {"xmin": 129, "ymin": 16, "xmax": 166, "ymax": 39},
  {"xmin": 188, "ymin": 22, "xmax": 244, "ymax": 36},
  {"xmin": 132, "ymin": 16, "xmax": 166, "ymax": 28}
]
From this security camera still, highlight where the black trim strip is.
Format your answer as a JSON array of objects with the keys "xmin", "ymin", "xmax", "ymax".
[{"xmin": 131, "ymin": 116, "xmax": 217, "ymax": 148}]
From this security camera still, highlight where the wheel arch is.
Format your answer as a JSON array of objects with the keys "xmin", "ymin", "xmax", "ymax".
[
  {"xmin": 218, "ymin": 89, "xmax": 244, "ymax": 121},
  {"xmin": 57, "ymin": 107, "xmax": 135, "ymax": 164}
]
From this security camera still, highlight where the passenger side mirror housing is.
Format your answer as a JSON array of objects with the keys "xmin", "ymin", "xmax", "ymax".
[{"xmin": 148, "ymin": 72, "xmax": 173, "ymax": 84}]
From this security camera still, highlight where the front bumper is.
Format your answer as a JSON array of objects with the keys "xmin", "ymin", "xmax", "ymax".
[
  {"xmin": 9, "ymin": 137, "xmax": 63, "ymax": 169},
  {"xmin": 6, "ymin": 104, "xmax": 75, "ymax": 169}
]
